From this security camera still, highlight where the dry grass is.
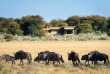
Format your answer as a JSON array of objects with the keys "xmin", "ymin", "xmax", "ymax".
[{"xmin": 0, "ymin": 40, "xmax": 110, "ymax": 74}]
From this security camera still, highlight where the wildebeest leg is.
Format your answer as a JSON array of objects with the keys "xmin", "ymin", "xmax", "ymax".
[
  {"xmin": 43, "ymin": 61, "xmax": 44, "ymax": 64},
  {"xmin": 29, "ymin": 60, "xmax": 31, "ymax": 64},
  {"xmin": 92, "ymin": 61, "xmax": 93, "ymax": 64},
  {"xmin": 72, "ymin": 60, "xmax": 74, "ymax": 65},
  {"xmin": 86, "ymin": 59, "xmax": 89, "ymax": 64},
  {"xmin": 12, "ymin": 61, "xmax": 14, "ymax": 65},
  {"xmin": 5, "ymin": 60, "xmax": 7, "ymax": 63},
  {"xmin": 94, "ymin": 60, "xmax": 97, "ymax": 65},
  {"xmin": 20, "ymin": 59, "xmax": 23, "ymax": 64},
  {"xmin": 13, "ymin": 61, "xmax": 15, "ymax": 64},
  {"xmin": 47, "ymin": 59, "xmax": 49, "ymax": 65},
  {"xmin": 104, "ymin": 60, "xmax": 107, "ymax": 64},
  {"xmin": 53, "ymin": 61, "xmax": 55, "ymax": 66},
  {"xmin": 58, "ymin": 60, "xmax": 60, "ymax": 64},
  {"xmin": 85, "ymin": 60, "xmax": 87, "ymax": 63},
  {"xmin": 5, "ymin": 60, "xmax": 9, "ymax": 63},
  {"xmin": 76, "ymin": 61, "xmax": 78, "ymax": 66},
  {"xmin": 78, "ymin": 59, "xmax": 80, "ymax": 65}
]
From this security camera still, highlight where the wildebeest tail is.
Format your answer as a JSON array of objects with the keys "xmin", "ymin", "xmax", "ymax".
[{"xmin": 61, "ymin": 56, "xmax": 64, "ymax": 63}]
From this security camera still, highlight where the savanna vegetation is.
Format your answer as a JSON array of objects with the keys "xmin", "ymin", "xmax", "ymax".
[
  {"xmin": 0, "ymin": 41, "xmax": 110, "ymax": 74},
  {"xmin": 0, "ymin": 15, "xmax": 110, "ymax": 38}
]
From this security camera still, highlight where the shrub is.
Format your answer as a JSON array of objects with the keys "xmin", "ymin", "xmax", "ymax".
[
  {"xmin": 99, "ymin": 37, "xmax": 108, "ymax": 40},
  {"xmin": 36, "ymin": 29, "xmax": 46, "ymax": 37},
  {"xmin": 76, "ymin": 23, "xmax": 93, "ymax": 34},
  {"xmin": 0, "ymin": 34, "xmax": 4, "ymax": 42},
  {"xmin": 4, "ymin": 34, "xmax": 13, "ymax": 41},
  {"xmin": 58, "ymin": 23, "xmax": 68, "ymax": 27},
  {"xmin": 95, "ymin": 31, "xmax": 102, "ymax": 35}
]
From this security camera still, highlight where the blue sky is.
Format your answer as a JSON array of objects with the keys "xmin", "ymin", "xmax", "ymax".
[{"xmin": 0, "ymin": 0, "xmax": 110, "ymax": 22}]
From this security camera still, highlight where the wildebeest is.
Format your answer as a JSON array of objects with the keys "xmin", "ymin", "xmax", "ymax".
[
  {"xmin": 81, "ymin": 51, "xmax": 100, "ymax": 64},
  {"xmin": 46, "ymin": 52, "xmax": 65, "ymax": 65},
  {"xmin": 34, "ymin": 51, "xmax": 50, "ymax": 63},
  {"xmin": 67, "ymin": 51, "xmax": 80, "ymax": 65},
  {"xmin": 1, "ymin": 54, "xmax": 15, "ymax": 64},
  {"xmin": 14, "ymin": 50, "xmax": 32, "ymax": 64},
  {"xmin": 81, "ymin": 54, "xmax": 94, "ymax": 64},
  {"xmin": 88, "ymin": 51, "xmax": 109, "ymax": 64},
  {"xmin": 34, "ymin": 51, "xmax": 64, "ymax": 65}
]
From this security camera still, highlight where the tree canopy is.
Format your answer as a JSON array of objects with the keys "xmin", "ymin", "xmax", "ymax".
[{"xmin": 0, "ymin": 15, "xmax": 110, "ymax": 36}]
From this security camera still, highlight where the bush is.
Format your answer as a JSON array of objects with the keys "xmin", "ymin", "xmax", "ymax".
[
  {"xmin": 0, "ymin": 34, "xmax": 4, "ymax": 42},
  {"xmin": 58, "ymin": 23, "xmax": 68, "ymax": 27},
  {"xmin": 95, "ymin": 31, "xmax": 102, "ymax": 35},
  {"xmin": 4, "ymin": 34, "xmax": 13, "ymax": 41},
  {"xmin": 99, "ymin": 37, "xmax": 108, "ymax": 40},
  {"xmin": 36, "ymin": 29, "xmax": 46, "ymax": 37},
  {"xmin": 76, "ymin": 23, "xmax": 93, "ymax": 34}
]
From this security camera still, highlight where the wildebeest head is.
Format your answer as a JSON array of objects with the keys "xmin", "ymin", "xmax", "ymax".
[
  {"xmin": 67, "ymin": 51, "xmax": 75, "ymax": 60},
  {"xmin": 67, "ymin": 53, "xmax": 72, "ymax": 60},
  {"xmin": 34, "ymin": 57, "xmax": 40, "ymax": 63},
  {"xmin": 81, "ymin": 55, "xmax": 88, "ymax": 60}
]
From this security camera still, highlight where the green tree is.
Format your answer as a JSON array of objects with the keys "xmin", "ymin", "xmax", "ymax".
[
  {"xmin": 76, "ymin": 23, "xmax": 93, "ymax": 34},
  {"xmin": 107, "ymin": 17, "xmax": 110, "ymax": 35},
  {"xmin": 90, "ymin": 15, "xmax": 107, "ymax": 32},
  {"xmin": 66, "ymin": 16, "xmax": 80, "ymax": 26},
  {"xmin": 80, "ymin": 15, "xmax": 108, "ymax": 33},
  {"xmin": 28, "ymin": 18, "xmax": 43, "ymax": 36},
  {"xmin": 0, "ymin": 17, "xmax": 23, "ymax": 35},
  {"xmin": 58, "ymin": 23, "xmax": 68, "ymax": 27},
  {"xmin": 7, "ymin": 21, "xmax": 23, "ymax": 35},
  {"xmin": 20, "ymin": 15, "xmax": 45, "ymax": 37},
  {"xmin": 50, "ymin": 19, "xmax": 65, "ymax": 27},
  {"xmin": 36, "ymin": 29, "xmax": 45, "ymax": 37}
]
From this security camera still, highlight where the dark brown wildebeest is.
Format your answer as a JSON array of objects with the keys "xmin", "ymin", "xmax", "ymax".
[
  {"xmin": 34, "ymin": 51, "xmax": 50, "ymax": 63},
  {"xmin": 88, "ymin": 51, "xmax": 109, "ymax": 64},
  {"xmin": 1, "ymin": 54, "xmax": 15, "ymax": 64},
  {"xmin": 81, "ymin": 51, "xmax": 100, "ymax": 64},
  {"xmin": 67, "ymin": 51, "xmax": 80, "ymax": 66},
  {"xmin": 45, "ymin": 52, "xmax": 65, "ymax": 65},
  {"xmin": 34, "ymin": 51, "xmax": 65, "ymax": 65},
  {"xmin": 14, "ymin": 50, "xmax": 32, "ymax": 64}
]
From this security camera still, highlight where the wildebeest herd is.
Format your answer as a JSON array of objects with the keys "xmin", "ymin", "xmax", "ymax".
[{"xmin": 0, "ymin": 50, "xmax": 109, "ymax": 66}]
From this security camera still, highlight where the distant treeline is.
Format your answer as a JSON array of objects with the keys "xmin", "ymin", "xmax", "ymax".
[{"xmin": 0, "ymin": 15, "xmax": 110, "ymax": 37}]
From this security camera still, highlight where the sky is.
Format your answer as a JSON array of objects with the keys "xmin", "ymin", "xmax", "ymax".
[{"xmin": 0, "ymin": 0, "xmax": 110, "ymax": 22}]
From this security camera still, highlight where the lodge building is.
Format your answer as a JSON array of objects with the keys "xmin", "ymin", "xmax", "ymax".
[{"xmin": 43, "ymin": 26, "xmax": 76, "ymax": 35}]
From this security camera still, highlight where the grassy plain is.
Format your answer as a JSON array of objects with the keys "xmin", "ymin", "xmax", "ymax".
[{"xmin": 0, "ymin": 40, "xmax": 110, "ymax": 74}]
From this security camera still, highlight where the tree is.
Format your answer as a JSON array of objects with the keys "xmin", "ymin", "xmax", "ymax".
[
  {"xmin": 76, "ymin": 23, "xmax": 93, "ymax": 34},
  {"xmin": 80, "ymin": 15, "xmax": 108, "ymax": 33},
  {"xmin": 36, "ymin": 29, "xmax": 45, "ymax": 37},
  {"xmin": 0, "ymin": 17, "xmax": 23, "ymax": 35},
  {"xmin": 90, "ymin": 15, "xmax": 107, "ymax": 32},
  {"xmin": 66, "ymin": 16, "xmax": 80, "ymax": 26},
  {"xmin": 58, "ymin": 23, "xmax": 68, "ymax": 27},
  {"xmin": 7, "ymin": 21, "xmax": 23, "ymax": 35},
  {"xmin": 50, "ymin": 19, "xmax": 65, "ymax": 27},
  {"xmin": 107, "ymin": 17, "xmax": 110, "ymax": 35},
  {"xmin": 19, "ymin": 15, "xmax": 45, "ymax": 36},
  {"xmin": 28, "ymin": 18, "xmax": 43, "ymax": 36}
]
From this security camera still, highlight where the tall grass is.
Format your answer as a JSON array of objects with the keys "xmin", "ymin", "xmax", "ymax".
[{"xmin": 0, "ymin": 62, "xmax": 110, "ymax": 74}]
